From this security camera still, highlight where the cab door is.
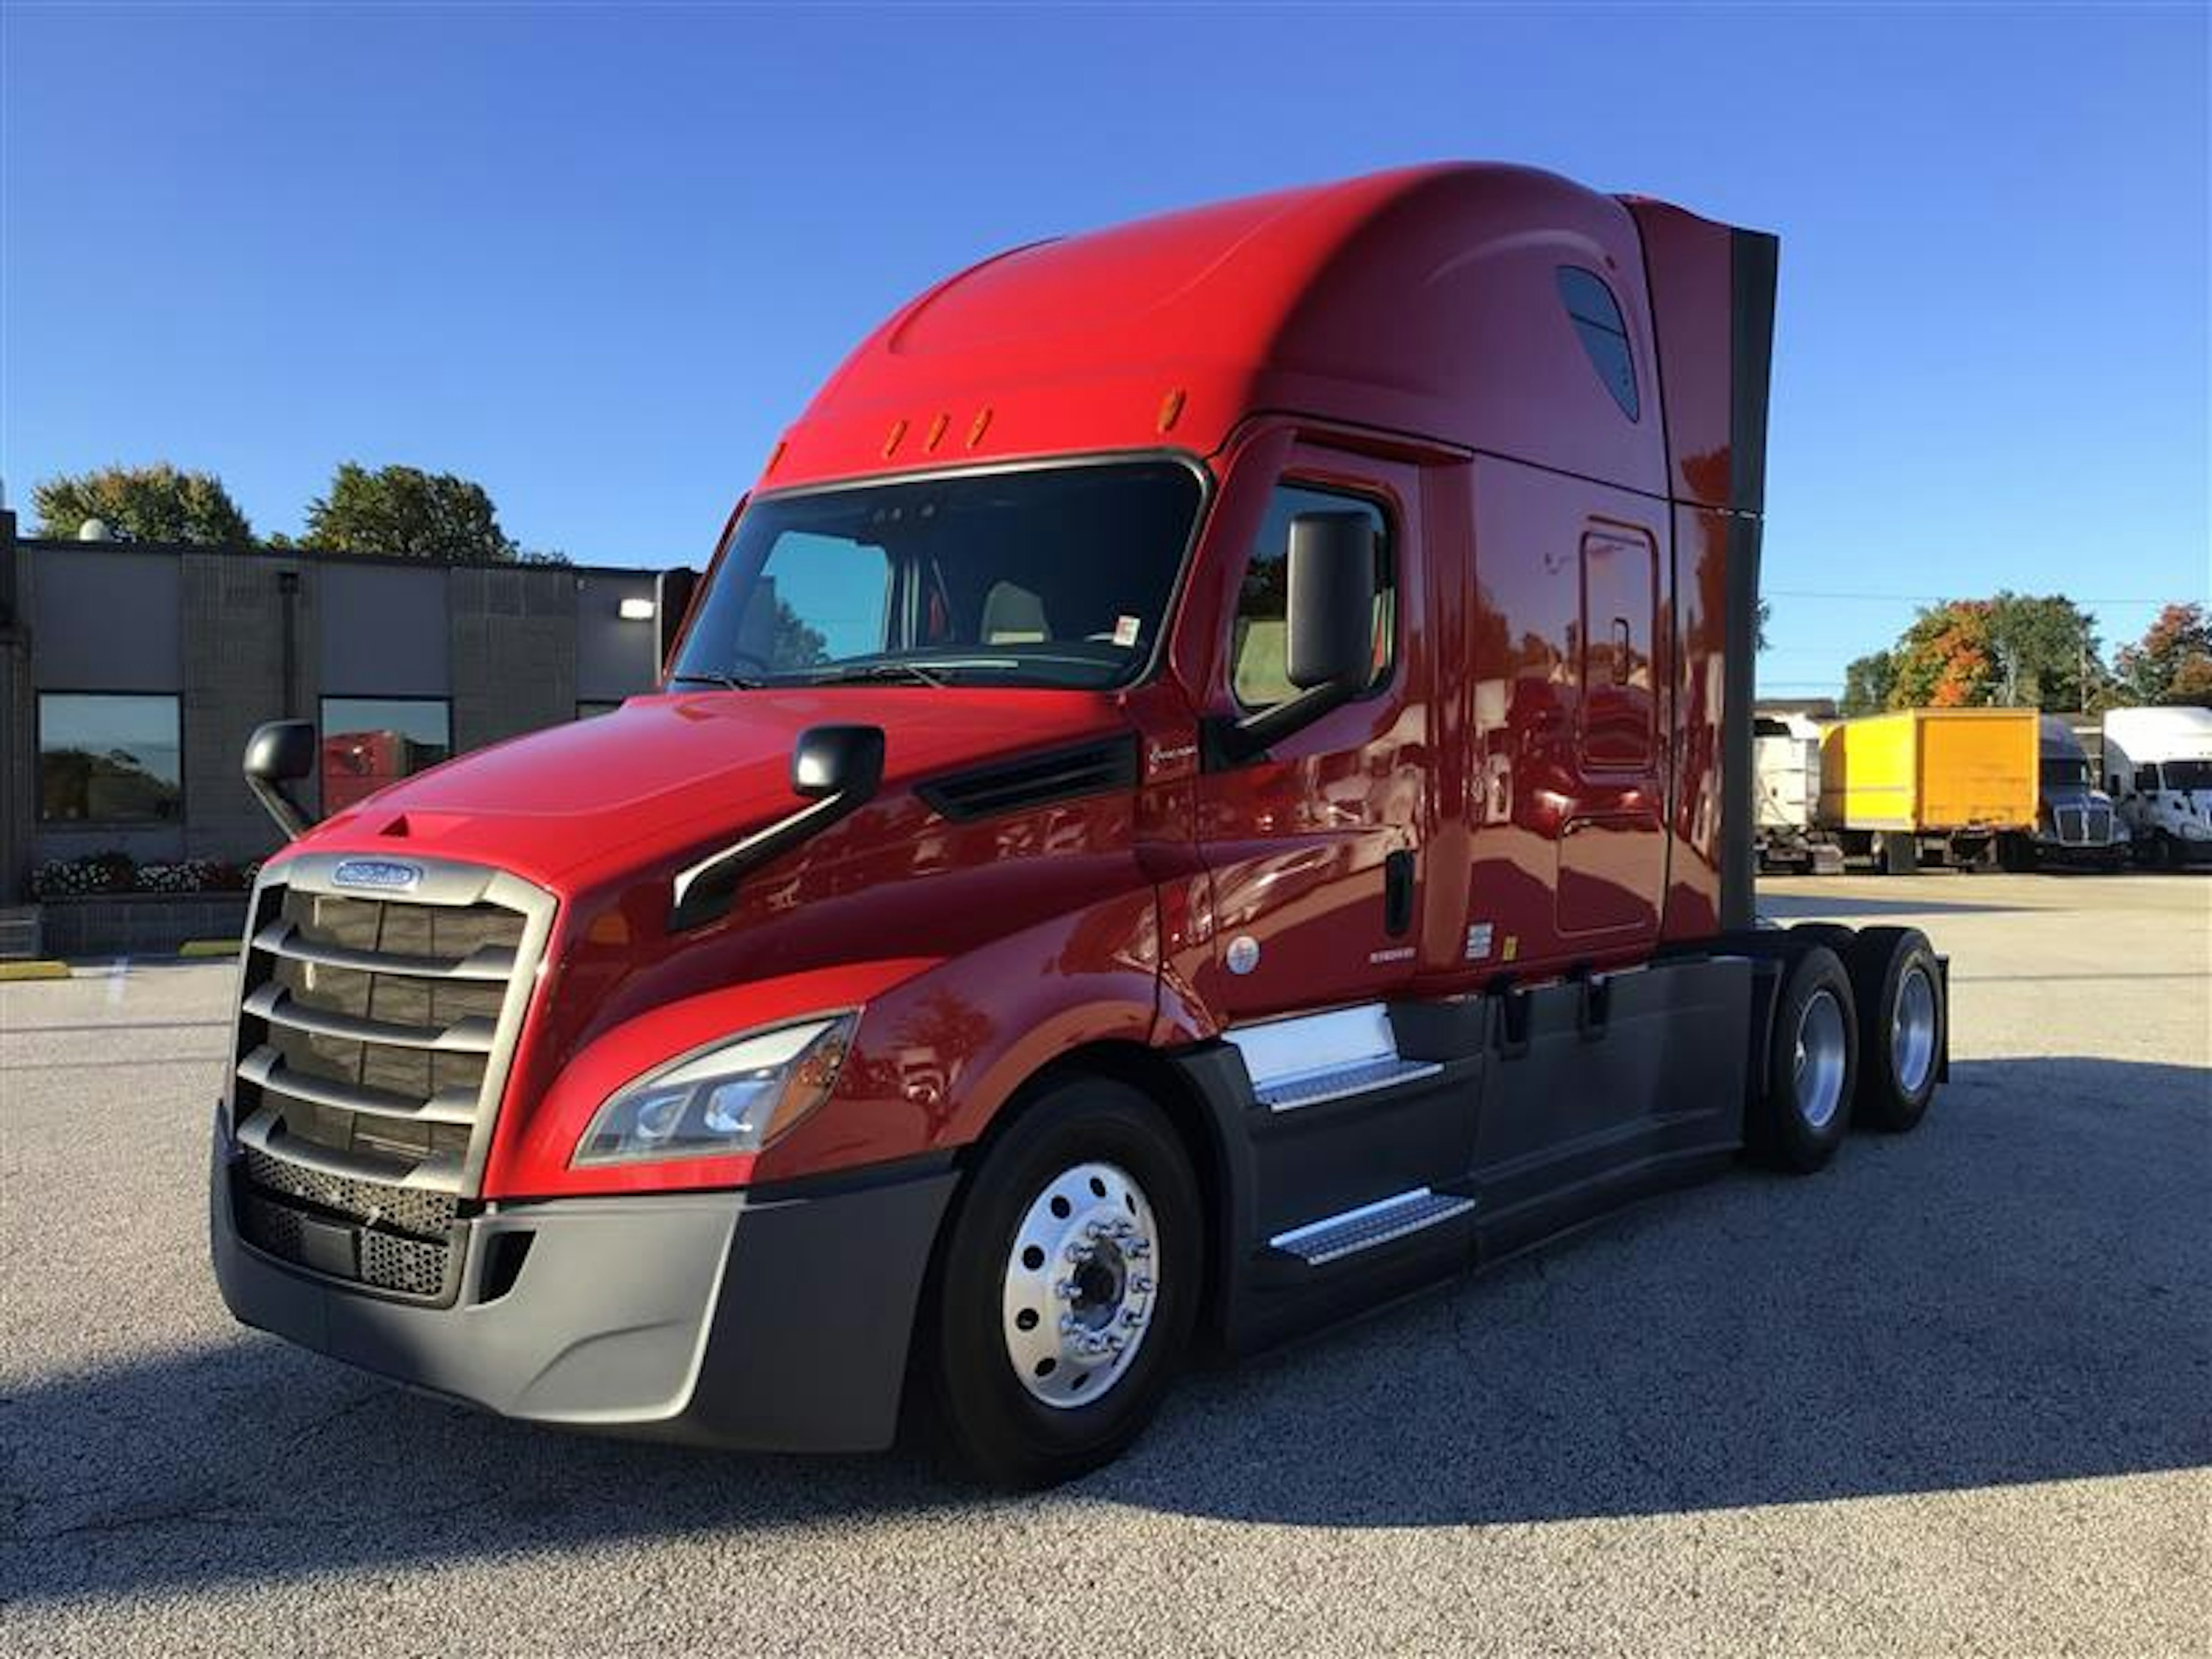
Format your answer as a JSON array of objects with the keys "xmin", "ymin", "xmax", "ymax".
[
  {"xmin": 1188, "ymin": 442, "xmax": 1429, "ymax": 1022},
  {"xmin": 1556, "ymin": 522, "xmax": 1664, "ymax": 939}
]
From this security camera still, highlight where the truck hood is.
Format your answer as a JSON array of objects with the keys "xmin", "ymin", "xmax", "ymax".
[{"xmin": 296, "ymin": 688, "xmax": 1132, "ymax": 889}]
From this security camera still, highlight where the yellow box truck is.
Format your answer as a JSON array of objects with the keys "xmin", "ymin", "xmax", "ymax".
[{"xmin": 1817, "ymin": 708, "xmax": 2039, "ymax": 873}]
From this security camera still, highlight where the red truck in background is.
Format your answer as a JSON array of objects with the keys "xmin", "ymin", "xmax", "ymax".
[{"xmin": 212, "ymin": 164, "xmax": 1948, "ymax": 1487}]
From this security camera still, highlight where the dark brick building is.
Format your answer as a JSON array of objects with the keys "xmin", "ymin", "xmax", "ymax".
[{"xmin": 0, "ymin": 509, "xmax": 664, "ymax": 908}]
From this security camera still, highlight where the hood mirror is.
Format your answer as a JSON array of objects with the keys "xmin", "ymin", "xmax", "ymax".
[
  {"xmin": 793, "ymin": 724, "xmax": 887, "ymax": 800},
  {"xmin": 244, "ymin": 719, "xmax": 319, "ymax": 840}
]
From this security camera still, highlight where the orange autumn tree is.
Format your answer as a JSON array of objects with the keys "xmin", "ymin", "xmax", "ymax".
[{"xmin": 1888, "ymin": 600, "xmax": 1999, "ymax": 708}]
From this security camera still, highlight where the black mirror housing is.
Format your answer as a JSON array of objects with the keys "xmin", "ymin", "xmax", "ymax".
[
  {"xmin": 1285, "ymin": 511, "xmax": 1378, "ymax": 692},
  {"xmin": 792, "ymin": 724, "xmax": 887, "ymax": 800},
  {"xmin": 243, "ymin": 719, "xmax": 318, "ymax": 840}
]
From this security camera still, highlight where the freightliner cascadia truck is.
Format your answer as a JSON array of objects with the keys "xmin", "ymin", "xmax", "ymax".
[{"xmin": 211, "ymin": 164, "xmax": 1950, "ymax": 1487}]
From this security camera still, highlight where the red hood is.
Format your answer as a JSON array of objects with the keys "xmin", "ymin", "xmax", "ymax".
[{"xmin": 285, "ymin": 687, "xmax": 1132, "ymax": 891}]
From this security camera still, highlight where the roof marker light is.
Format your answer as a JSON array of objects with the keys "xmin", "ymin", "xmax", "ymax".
[
  {"xmin": 882, "ymin": 418, "xmax": 909, "ymax": 459},
  {"xmin": 925, "ymin": 412, "xmax": 949, "ymax": 452},
  {"xmin": 967, "ymin": 407, "xmax": 994, "ymax": 448},
  {"xmin": 1157, "ymin": 388, "xmax": 1187, "ymax": 434}
]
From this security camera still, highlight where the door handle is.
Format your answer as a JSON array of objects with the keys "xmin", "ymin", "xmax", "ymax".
[{"xmin": 1384, "ymin": 849, "xmax": 1414, "ymax": 938}]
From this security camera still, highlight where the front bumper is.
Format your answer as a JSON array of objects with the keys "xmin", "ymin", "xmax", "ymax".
[{"xmin": 210, "ymin": 1124, "xmax": 957, "ymax": 1452}]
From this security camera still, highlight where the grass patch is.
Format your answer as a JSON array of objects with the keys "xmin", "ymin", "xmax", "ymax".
[{"xmin": 0, "ymin": 960, "xmax": 70, "ymax": 982}]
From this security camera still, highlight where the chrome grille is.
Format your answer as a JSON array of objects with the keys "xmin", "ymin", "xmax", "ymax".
[
  {"xmin": 224, "ymin": 853, "xmax": 555, "ymax": 1298},
  {"xmin": 2055, "ymin": 805, "xmax": 2086, "ymax": 844},
  {"xmin": 2088, "ymin": 805, "xmax": 2115, "ymax": 843}
]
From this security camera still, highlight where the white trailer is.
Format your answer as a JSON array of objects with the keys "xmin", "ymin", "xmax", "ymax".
[{"xmin": 1753, "ymin": 713, "xmax": 1840, "ymax": 873}]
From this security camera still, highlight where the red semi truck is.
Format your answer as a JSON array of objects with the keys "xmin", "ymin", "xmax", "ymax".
[{"xmin": 212, "ymin": 164, "xmax": 1948, "ymax": 1486}]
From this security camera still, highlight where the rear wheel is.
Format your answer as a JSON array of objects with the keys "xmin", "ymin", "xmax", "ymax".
[
  {"xmin": 1749, "ymin": 943, "xmax": 1858, "ymax": 1173},
  {"xmin": 923, "ymin": 1077, "xmax": 1200, "ymax": 1488},
  {"xmin": 1841, "ymin": 926, "xmax": 1944, "ymax": 1132}
]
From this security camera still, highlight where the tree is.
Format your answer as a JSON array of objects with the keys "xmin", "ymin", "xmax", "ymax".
[
  {"xmin": 1755, "ymin": 596, "xmax": 1771, "ymax": 653},
  {"xmin": 1840, "ymin": 650, "xmax": 1897, "ymax": 717},
  {"xmin": 1986, "ymin": 592, "xmax": 2104, "ymax": 711},
  {"xmin": 2113, "ymin": 603, "xmax": 2212, "ymax": 707},
  {"xmin": 1886, "ymin": 601, "xmax": 2000, "ymax": 709},
  {"xmin": 31, "ymin": 463, "xmax": 253, "ymax": 545},
  {"xmin": 302, "ymin": 463, "xmax": 516, "ymax": 560}
]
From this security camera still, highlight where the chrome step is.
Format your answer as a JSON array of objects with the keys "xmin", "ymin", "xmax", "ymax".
[
  {"xmin": 1268, "ymin": 1187, "xmax": 1475, "ymax": 1266},
  {"xmin": 1226, "ymin": 1003, "xmax": 1442, "ymax": 1113},
  {"xmin": 1255, "ymin": 1056, "xmax": 1442, "ymax": 1112}
]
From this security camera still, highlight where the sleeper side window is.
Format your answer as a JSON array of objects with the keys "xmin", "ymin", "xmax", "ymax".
[
  {"xmin": 1556, "ymin": 267, "xmax": 1641, "ymax": 422},
  {"xmin": 1229, "ymin": 484, "xmax": 1395, "ymax": 710}
]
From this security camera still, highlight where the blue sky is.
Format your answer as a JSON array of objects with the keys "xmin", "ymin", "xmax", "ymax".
[{"xmin": 3, "ymin": 2, "xmax": 2205, "ymax": 697}]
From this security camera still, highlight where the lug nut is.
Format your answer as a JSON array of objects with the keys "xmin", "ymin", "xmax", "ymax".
[
  {"xmin": 1066, "ymin": 1241, "xmax": 1093, "ymax": 1263},
  {"xmin": 1121, "ymin": 1308, "xmax": 1145, "ymax": 1328},
  {"xmin": 1131, "ymin": 1275, "xmax": 1153, "ymax": 1294},
  {"xmin": 1055, "ymin": 1279, "xmax": 1080, "ymax": 1300},
  {"xmin": 1126, "ymin": 1240, "xmax": 1151, "ymax": 1258}
]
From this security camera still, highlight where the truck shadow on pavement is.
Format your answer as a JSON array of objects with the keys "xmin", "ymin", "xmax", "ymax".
[{"xmin": 5, "ymin": 1057, "xmax": 2206, "ymax": 1604}]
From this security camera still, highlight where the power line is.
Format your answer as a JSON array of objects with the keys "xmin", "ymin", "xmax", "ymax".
[{"xmin": 1766, "ymin": 589, "xmax": 2180, "ymax": 605}]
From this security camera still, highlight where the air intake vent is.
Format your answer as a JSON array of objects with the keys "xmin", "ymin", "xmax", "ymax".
[{"xmin": 918, "ymin": 736, "xmax": 1138, "ymax": 822}]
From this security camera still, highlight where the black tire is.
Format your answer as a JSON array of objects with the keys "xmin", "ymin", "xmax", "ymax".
[
  {"xmin": 1748, "ymin": 942, "xmax": 1858, "ymax": 1173},
  {"xmin": 922, "ymin": 1076, "xmax": 1202, "ymax": 1488},
  {"xmin": 1839, "ymin": 926, "xmax": 1945, "ymax": 1132},
  {"xmin": 1881, "ymin": 832, "xmax": 1919, "ymax": 876}
]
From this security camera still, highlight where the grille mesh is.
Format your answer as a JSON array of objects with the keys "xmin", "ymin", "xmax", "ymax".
[
  {"xmin": 241, "ymin": 1146, "xmax": 456, "ymax": 1238},
  {"xmin": 236, "ymin": 1185, "xmax": 456, "ymax": 1300}
]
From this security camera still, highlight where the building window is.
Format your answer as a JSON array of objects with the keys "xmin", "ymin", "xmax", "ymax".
[
  {"xmin": 320, "ymin": 698, "xmax": 452, "ymax": 813},
  {"xmin": 1556, "ymin": 267, "xmax": 1641, "ymax": 421},
  {"xmin": 37, "ymin": 694, "xmax": 183, "ymax": 823},
  {"xmin": 1230, "ymin": 483, "xmax": 1395, "ymax": 710}
]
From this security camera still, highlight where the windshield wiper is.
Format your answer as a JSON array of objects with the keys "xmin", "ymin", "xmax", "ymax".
[
  {"xmin": 673, "ymin": 671, "xmax": 770, "ymax": 691},
  {"xmin": 808, "ymin": 661, "xmax": 954, "ymax": 689}
]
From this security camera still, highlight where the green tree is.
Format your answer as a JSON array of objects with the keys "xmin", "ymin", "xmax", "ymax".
[
  {"xmin": 1840, "ymin": 650, "xmax": 1896, "ymax": 717},
  {"xmin": 303, "ymin": 463, "xmax": 515, "ymax": 560},
  {"xmin": 2113, "ymin": 603, "xmax": 2212, "ymax": 707},
  {"xmin": 1986, "ymin": 592, "xmax": 2105, "ymax": 710},
  {"xmin": 31, "ymin": 463, "xmax": 253, "ymax": 545}
]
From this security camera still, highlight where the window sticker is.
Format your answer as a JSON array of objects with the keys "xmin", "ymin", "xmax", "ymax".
[{"xmin": 1112, "ymin": 615, "xmax": 1142, "ymax": 648}]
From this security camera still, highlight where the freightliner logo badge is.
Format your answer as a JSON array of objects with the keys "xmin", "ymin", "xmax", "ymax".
[{"xmin": 331, "ymin": 859, "xmax": 423, "ymax": 892}]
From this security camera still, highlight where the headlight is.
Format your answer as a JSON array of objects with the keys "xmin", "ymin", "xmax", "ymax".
[{"xmin": 573, "ymin": 1014, "xmax": 855, "ymax": 1166}]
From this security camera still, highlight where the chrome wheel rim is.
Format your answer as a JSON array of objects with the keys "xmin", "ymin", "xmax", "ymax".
[
  {"xmin": 1001, "ymin": 1161, "xmax": 1160, "ymax": 1410},
  {"xmin": 1892, "ymin": 964, "xmax": 1938, "ymax": 1096},
  {"xmin": 1793, "ymin": 988, "xmax": 1848, "ymax": 1131}
]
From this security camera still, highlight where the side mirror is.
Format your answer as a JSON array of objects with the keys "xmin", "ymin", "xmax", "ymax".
[
  {"xmin": 669, "ymin": 723, "xmax": 888, "ymax": 933},
  {"xmin": 1203, "ymin": 511, "xmax": 1377, "ymax": 769},
  {"xmin": 244, "ymin": 719, "xmax": 318, "ymax": 839},
  {"xmin": 656, "ymin": 566, "xmax": 699, "ymax": 676},
  {"xmin": 1285, "ymin": 512, "xmax": 1378, "ymax": 692},
  {"xmin": 793, "ymin": 724, "xmax": 887, "ymax": 801}
]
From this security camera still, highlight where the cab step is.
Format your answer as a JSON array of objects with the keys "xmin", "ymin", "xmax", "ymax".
[{"xmin": 1268, "ymin": 1187, "xmax": 1475, "ymax": 1267}]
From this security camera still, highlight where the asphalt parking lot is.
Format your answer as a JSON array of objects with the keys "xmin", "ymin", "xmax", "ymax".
[{"xmin": 3, "ymin": 872, "xmax": 2206, "ymax": 1655}]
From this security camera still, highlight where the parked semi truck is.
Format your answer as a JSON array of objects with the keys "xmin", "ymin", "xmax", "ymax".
[
  {"xmin": 1817, "ymin": 707, "xmax": 2037, "ymax": 873},
  {"xmin": 209, "ymin": 165, "xmax": 1950, "ymax": 1487},
  {"xmin": 1752, "ymin": 711, "xmax": 1840, "ymax": 873},
  {"xmin": 1996, "ymin": 714, "xmax": 2128, "ymax": 871},
  {"xmin": 2103, "ymin": 705, "xmax": 2212, "ymax": 867}
]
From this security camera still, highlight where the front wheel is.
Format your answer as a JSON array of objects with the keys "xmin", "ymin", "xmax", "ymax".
[{"xmin": 923, "ymin": 1077, "xmax": 1202, "ymax": 1487}]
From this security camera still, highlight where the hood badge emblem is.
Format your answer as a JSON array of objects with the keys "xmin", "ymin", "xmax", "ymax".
[{"xmin": 331, "ymin": 859, "xmax": 423, "ymax": 893}]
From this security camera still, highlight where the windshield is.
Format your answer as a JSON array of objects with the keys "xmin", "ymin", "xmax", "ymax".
[
  {"xmin": 2040, "ymin": 757, "xmax": 2093, "ymax": 790},
  {"xmin": 672, "ymin": 461, "xmax": 1202, "ymax": 692},
  {"xmin": 2161, "ymin": 759, "xmax": 2212, "ymax": 791}
]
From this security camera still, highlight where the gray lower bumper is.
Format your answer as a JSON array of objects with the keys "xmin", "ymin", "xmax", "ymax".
[{"xmin": 210, "ymin": 1128, "xmax": 958, "ymax": 1452}]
